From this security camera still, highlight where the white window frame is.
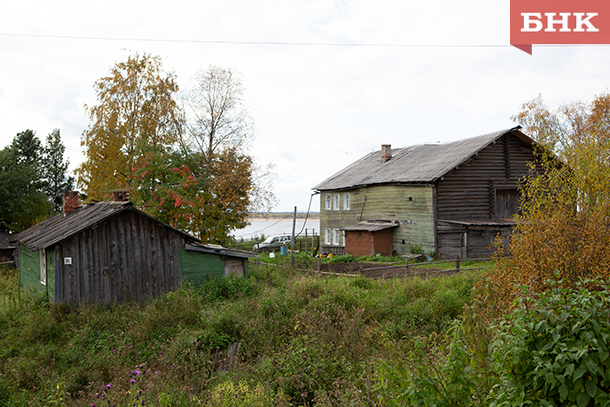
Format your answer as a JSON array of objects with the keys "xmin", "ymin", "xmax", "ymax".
[
  {"xmin": 325, "ymin": 229, "xmax": 331, "ymax": 245},
  {"xmin": 343, "ymin": 193, "xmax": 351, "ymax": 210},
  {"xmin": 333, "ymin": 194, "xmax": 340, "ymax": 211},
  {"xmin": 40, "ymin": 249, "xmax": 47, "ymax": 286},
  {"xmin": 333, "ymin": 229, "xmax": 340, "ymax": 246},
  {"xmin": 325, "ymin": 194, "xmax": 332, "ymax": 210}
]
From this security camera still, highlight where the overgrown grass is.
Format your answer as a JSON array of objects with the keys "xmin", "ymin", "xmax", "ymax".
[{"xmin": 0, "ymin": 262, "xmax": 479, "ymax": 406}]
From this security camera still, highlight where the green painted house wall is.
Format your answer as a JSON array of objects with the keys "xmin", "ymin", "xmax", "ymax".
[
  {"xmin": 178, "ymin": 249, "xmax": 250, "ymax": 286},
  {"xmin": 320, "ymin": 184, "xmax": 435, "ymax": 255},
  {"xmin": 19, "ymin": 243, "xmax": 56, "ymax": 301}
]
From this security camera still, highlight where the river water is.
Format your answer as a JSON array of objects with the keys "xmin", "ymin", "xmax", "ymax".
[{"xmin": 230, "ymin": 218, "xmax": 320, "ymax": 240}]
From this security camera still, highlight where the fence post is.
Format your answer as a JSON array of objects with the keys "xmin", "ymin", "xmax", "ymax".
[
  {"xmin": 305, "ymin": 229, "xmax": 308, "ymax": 256},
  {"xmin": 455, "ymin": 258, "xmax": 460, "ymax": 271},
  {"xmin": 317, "ymin": 257, "xmax": 320, "ymax": 273},
  {"xmin": 405, "ymin": 258, "xmax": 409, "ymax": 275}
]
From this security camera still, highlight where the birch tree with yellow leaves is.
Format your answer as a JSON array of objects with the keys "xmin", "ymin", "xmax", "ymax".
[
  {"xmin": 76, "ymin": 55, "xmax": 275, "ymax": 243},
  {"xmin": 480, "ymin": 93, "xmax": 610, "ymax": 313},
  {"xmin": 75, "ymin": 53, "xmax": 180, "ymax": 200}
]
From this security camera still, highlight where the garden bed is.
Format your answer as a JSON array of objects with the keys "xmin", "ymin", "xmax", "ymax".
[{"xmin": 317, "ymin": 262, "xmax": 455, "ymax": 279}]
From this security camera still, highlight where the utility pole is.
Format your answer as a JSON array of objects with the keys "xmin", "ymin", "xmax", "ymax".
[{"xmin": 291, "ymin": 206, "xmax": 297, "ymax": 265}]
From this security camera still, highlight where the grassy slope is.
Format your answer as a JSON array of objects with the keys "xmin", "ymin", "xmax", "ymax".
[{"xmin": 0, "ymin": 258, "xmax": 479, "ymax": 407}]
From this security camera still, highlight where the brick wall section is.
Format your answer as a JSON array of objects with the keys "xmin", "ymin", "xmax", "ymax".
[
  {"xmin": 373, "ymin": 229, "xmax": 394, "ymax": 256},
  {"xmin": 345, "ymin": 229, "xmax": 394, "ymax": 257}
]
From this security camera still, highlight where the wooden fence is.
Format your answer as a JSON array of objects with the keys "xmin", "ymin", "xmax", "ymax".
[
  {"xmin": 254, "ymin": 257, "xmax": 500, "ymax": 279},
  {"xmin": 360, "ymin": 257, "xmax": 497, "ymax": 279}
]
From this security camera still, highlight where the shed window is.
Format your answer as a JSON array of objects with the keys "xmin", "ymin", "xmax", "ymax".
[
  {"xmin": 325, "ymin": 194, "xmax": 332, "ymax": 210},
  {"xmin": 325, "ymin": 229, "xmax": 331, "ymax": 245},
  {"xmin": 333, "ymin": 194, "xmax": 340, "ymax": 211},
  {"xmin": 40, "ymin": 249, "xmax": 46, "ymax": 286},
  {"xmin": 343, "ymin": 193, "xmax": 351, "ymax": 210}
]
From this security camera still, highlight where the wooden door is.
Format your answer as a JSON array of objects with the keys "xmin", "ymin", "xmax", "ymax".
[
  {"xmin": 224, "ymin": 259, "xmax": 244, "ymax": 277},
  {"xmin": 496, "ymin": 189, "xmax": 519, "ymax": 219}
]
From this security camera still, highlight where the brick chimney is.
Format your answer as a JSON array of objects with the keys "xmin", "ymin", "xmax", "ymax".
[
  {"xmin": 112, "ymin": 190, "xmax": 129, "ymax": 202},
  {"xmin": 381, "ymin": 144, "xmax": 392, "ymax": 162},
  {"xmin": 62, "ymin": 191, "xmax": 79, "ymax": 215}
]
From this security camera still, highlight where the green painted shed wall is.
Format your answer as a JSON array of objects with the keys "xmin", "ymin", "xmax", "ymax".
[
  {"xmin": 47, "ymin": 249, "xmax": 56, "ymax": 303},
  {"xmin": 178, "ymin": 250, "xmax": 249, "ymax": 286},
  {"xmin": 320, "ymin": 184, "xmax": 435, "ymax": 255},
  {"xmin": 19, "ymin": 243, "xmax": 55, "ymax": 301}
]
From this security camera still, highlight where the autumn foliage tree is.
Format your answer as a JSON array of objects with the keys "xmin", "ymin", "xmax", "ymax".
[
  {"xmin": 77, "ymin": 55, "xmax": 275, "ymax": 242},
  {"xmin": 177, "ymin": 66, "xmax": 276, "ymax": 239},
  {"xmin": 75, "ymin": 53, "xmax": 180, "ymax": 201},
  {"xmin": 480, "ymin": 93, "xmax": 610, "ymax": 312}
]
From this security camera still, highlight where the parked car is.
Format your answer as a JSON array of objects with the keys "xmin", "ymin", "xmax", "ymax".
[{"xmin": 253, "ymin": 234, "xmax": 293, "ymax": 252}]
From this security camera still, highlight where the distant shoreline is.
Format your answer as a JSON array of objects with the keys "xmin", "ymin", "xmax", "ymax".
[
  {"xmin": 248, "ymin": 216, "xmax": 320, "ymax": 222},
  {"xmin": 249, "ymin": 213, "xmax": 319, "ymax": 221}
]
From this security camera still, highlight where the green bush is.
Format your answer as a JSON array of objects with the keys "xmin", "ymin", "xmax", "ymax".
[
  {"xmin": 358, "ymin": 255, "xmax": 403, "ymax": 263},
  {"xmin": 408, "ymin": 243, "xmax": 424, "ymax": 255},
  {"xmin": 377, "ymin": 304, "xmax": 492, "ymax": 407},
  {"xmin": 327, "ymin": 254, "xmax": 356, "ymax": 263},
  {"xmin": 490, "ymin": 281, "xmax": 610, "ymax": 407},
  {"xmin": 196, "ymin": 276, "xmax": 258, "ymax": 303}
]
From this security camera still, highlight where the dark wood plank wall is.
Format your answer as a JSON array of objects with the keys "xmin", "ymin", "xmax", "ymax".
[
  {"xmin": 436, "ymin": 133, "xmax": 537, "ymax": 220},
  {"xmin": 437, "ymin": 223, "xmax": 512, "ymax": 259},
  {"xmin": 56, "ymin": 209, "xmax": 186, "ymax": 304},
  {"xmin": 435, "ymin": 132, "xmax": 539, "ymax": 258}
]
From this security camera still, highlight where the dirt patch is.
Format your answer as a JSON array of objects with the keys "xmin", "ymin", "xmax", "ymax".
[
  {"xmin": 317, "ymin": 262, "xmax": 380, "ymax": 275},
  {"xmin": 362, "ymin": 267, "xmax": 459, "ymax": 279},
  {"xmin": 317, "ymin": 262, "xmax": 459, "ymax": 279}
]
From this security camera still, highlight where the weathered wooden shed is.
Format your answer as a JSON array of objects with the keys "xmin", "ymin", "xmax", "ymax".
[
  {"xmin": 14, "ymin": 193, "xmax": 199, "ymax": 304},
  {"xmin": 0, "ymin": 231, "xmax": 17, "ymax": 267},
  {"xmin": 314, "ymin": 127, "xmax": 542, "ymax": 259}
]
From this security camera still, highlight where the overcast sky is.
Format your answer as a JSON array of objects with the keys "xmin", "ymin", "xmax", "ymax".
[{"xmin": 2, "ymin": 0, "xmax": 609, "ymax": 214}]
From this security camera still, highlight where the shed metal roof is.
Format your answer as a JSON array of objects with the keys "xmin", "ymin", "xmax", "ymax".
[
  {"xmin": 314, "ymin": 127, "xmax": 532, "ymax": 191},
  {"xmin": 185, "ymin": 243, "xmax": 257, "ymax": 259},
  {"xmin": 15, "ymin": 201, "xmax": 197, "ymax": 251}
]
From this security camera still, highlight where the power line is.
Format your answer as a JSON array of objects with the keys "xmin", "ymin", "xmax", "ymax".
[{"xmin": 2, "ymin": 32, "xmax": 609, "ymax": 48}]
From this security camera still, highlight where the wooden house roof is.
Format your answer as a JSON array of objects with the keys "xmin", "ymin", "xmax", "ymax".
[
  {"xmin": 15, "ymin": 201, "xmax": 198, "ymax": 251},
  {"xmin": 314, "ymin": 127, "xmax": 534, "ymax": 191}
]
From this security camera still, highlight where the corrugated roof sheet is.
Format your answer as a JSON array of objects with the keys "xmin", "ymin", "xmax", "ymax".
[
  {"xmin": 186, "ymin": 243, "xmax": 257, "ymax": 259},
  {"xmin": 15, "ymin": 201, "xmax": 196, "ymax": 251},
  {"xmin": 314, "ymin": 127, "xmax": 530, "ymax": 191}
]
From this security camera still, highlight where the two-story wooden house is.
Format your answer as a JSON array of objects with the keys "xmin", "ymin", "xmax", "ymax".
[{"xmin": 313, "ymin": 127, "xmax": 541, "ymax": 259}]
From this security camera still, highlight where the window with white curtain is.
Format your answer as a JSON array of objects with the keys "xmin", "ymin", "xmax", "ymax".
[{"xmin": 333, "ymin": 194, "xmax": 340, "ymax": 211}]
